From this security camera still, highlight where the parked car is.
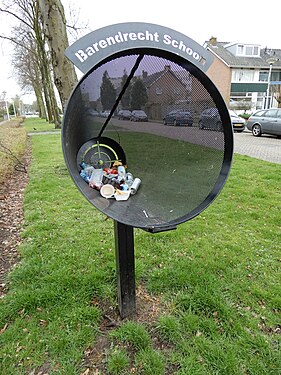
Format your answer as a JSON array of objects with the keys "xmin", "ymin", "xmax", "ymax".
[
  {"xmin": 85, "ymin": 109, "xmax": 99, "ymax": 117},
  {"xmin": 163, "ymin": 110, "xmax": 193, "ymax": 126},
  {"xmin": 229, "ymin": 110, "xmax": 245, "ymax": 132},
  {"xmin": 199, "ymin": 108, "xmax": 222, "ymax": 131},
  {"xmin": 118, "ymin": 110, "xmax": 132, "ymax": 120},
  {"xmin": 100, "ymin": 110, "xmax": 111, "ymax": 118},
  {"xmin": 130, "ymin": 110, "xmax": 148, "ymax": 122},
  {"xmin": 246, "ymin": 108, "xmax": 281, "ymax": 137}
]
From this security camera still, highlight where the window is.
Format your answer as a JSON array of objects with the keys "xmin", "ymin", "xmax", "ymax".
[
  {"xmin": 237, "ymin": 45, "xmax": 244, "ymax": 55},
  {"xmin": 271, "ymin": 72, "xmax": 281, "ymax": 81},
  {"xmin": 232, "ymin": 69, "xmax": 254, "ymax": 82},
  {"xmin": 230, "ymin": 92, "xmax": 248, "ymax": 97},
  {"xmin": 265, "ymin": 109, "xmax": 278, "ymax": 117},
  {"xmin": 254, "ymin": 110, "xmax": 266, "ymax": 117},
  {"xmin": 245, "ymin": 46, "xmax": 252, "ymax": 55},
  {"xmin": 156, "ymin": 87, "xmax": 162, "ymax": 95},
  {"xmin": 232, "ymin": 70, "xmax": 243, "ymax": 81},
  {"xmin": 243, "ymin": 70, "xmax": 254, "ymax": 81},
  {"xmin": 236, "ymin": 44, "xmax": 260, "ymax": 57},
  {"xmin": 259, "ymin": 71, "xmax": 269, "ymax": 82}
]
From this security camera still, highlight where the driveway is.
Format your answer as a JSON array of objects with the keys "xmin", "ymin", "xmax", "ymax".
[{"xmin": 233, "ymin": 130, "xmax": 281, "ymax": 164}]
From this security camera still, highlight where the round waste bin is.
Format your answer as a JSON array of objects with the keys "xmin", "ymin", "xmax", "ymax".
[{"xmin": 62, "ymin": 23, "xmax": 233, "ymax": 233}]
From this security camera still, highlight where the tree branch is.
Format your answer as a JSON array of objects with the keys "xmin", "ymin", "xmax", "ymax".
[
  {"xmin": 0, "ymin": 7, "xmax": 31, "ymax": 29},
  {"xmin": 0, "ymin": 33, "xmax": 36, "ymax": 55},
  {"xmin": 0, "ymin": 141, "xmax": 27, "ymax": 173}
]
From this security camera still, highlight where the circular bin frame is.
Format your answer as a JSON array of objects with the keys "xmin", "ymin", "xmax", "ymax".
[{"xmin": 63, "ymin": 47, "xmax": 233, "ymax": 232}]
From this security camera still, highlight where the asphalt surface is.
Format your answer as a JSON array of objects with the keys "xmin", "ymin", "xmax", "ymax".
[
  {"xmin": 233, "ymin": 129, "xmax": 281, "ymax": 164},
  {"xmin": 110, "ymin": 119, "xmax": 281, "ymax": 165}
]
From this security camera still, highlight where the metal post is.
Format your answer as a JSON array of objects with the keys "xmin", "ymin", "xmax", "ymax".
[
  {"xmin": 265, "ymin": 62, "xmax": 273, "ymax": 109},
  {"xmin": 114, "ymin": 221, "xmax": 136, "ymax": 318}
]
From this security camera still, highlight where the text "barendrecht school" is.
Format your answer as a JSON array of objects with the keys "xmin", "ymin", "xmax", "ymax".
[{"xmin": 75, "ymin": 30, "xmax": 201, "ymax": 63}]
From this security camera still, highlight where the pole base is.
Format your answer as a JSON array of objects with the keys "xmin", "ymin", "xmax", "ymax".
[{"xmin": 114, "ymin": 221, "xmax": 136, "ymax": 318}]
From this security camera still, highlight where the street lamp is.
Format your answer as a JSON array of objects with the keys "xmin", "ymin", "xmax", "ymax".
[
  {"xmin": 265, "ymin": 57, "xmax": 277, "ymax": 109},
  {"xmin": 5, "ymin": 99, "xmax": 10, "ymax": 121},
  {"xmin": 1, "ymin": 91, "xmax": 10, "ymax": 121}
]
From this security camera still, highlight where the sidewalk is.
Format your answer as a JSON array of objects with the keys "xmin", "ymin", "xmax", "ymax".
[{"xmin": 234, "ymin": 130, "xmax": 281, "ymax": 164}]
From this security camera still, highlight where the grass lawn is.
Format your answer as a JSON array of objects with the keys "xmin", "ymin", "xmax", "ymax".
[
  {"xmin": 0, "ymin": 122, "xmax": 280, "ymax": 374},
  {"xmin": 22, "ymin": 117, "xmax": 61, "ymax": 133}
]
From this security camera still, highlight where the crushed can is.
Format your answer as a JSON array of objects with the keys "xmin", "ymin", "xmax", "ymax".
[{"xmin": 130, "ymin": 178, "xmax": 141, "ymax": 195}]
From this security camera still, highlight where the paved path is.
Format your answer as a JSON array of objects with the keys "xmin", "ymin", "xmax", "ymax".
[
  {"xmin": 28, "ymin": 131, "xmax": 61, "ymax": 135},
  {"xmin": 111, "ymin": 119, "xmax": 281, "ymax": 164},
  {"xmin": 233, "ymin": 130, "xmax": 281, "ymax": 164}
]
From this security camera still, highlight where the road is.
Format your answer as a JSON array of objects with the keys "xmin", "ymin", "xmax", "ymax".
[{"xmin": 108, "ymin": 118, "xmax": 281, "ymax": 164}]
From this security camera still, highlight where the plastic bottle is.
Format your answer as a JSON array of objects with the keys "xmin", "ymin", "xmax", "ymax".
[
  {"xmin": 89, "ymin": 169, "xmax": 103, "ymax": 189},
  {"xmin": 118, "ymin": 166, "xmax": 126, "ymax": 178},
  {"xmin": 126, "ymin": 172, "xmax": 134, "ymax": 187}
]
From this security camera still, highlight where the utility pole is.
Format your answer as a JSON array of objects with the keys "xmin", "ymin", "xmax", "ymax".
[{"xmin": 2, "ymin": 91, "xmax": 10, "ymax": 120}]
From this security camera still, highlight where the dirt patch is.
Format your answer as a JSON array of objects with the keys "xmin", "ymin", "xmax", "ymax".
[
  {"xmin": 0, "ymin": 138, "xmax": 31, "ymax": 297},
  {"xmin": 258, "ymin": 322, "xmax": 281, "ymax": 335}
]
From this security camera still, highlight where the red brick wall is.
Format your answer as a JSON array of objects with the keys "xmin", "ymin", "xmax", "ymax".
[{"xmin": 206, "ymin": 55, "xmax": 232, "ymax": 105}]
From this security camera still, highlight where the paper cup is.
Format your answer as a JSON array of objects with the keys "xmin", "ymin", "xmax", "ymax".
[{"xmin": 100, "ymin": 184, "xmax": 115, "ymax": 198}]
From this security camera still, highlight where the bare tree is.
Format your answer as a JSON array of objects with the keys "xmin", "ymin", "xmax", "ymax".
[
  {"xmin": 0, "ymin": 0, "xmax": 79, "ymax": 126},
  {"xmin": 12, "ymin": 42, "xmax": 47, "ymax": 119},
  {"xmin": 0, "ymin": 0, "xmax": 61, "ymax": 126},
  {"xmin": 32, "ymin": 0, "xmax": 61, "ymax": 126},
  {"xmin": 39, "ymin": 0, "xmax": 77, "ymax": 109}
]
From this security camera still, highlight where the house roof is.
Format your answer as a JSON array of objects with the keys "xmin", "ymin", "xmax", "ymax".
[
  {"xmin": 205, "ymin": 41, "xmax": 281, "ymax": 69},
  {"xmin": 142, "ymin": 66, "xmax": 189, "ymax": 88}
]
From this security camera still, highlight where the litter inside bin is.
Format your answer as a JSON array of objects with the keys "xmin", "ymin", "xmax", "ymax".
[{"xmin": 79, "ymin": 161, "xmax": 141, "ymax": 200}]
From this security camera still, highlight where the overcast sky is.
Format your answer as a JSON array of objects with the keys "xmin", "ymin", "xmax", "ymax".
[{"xmin": 0, "ymin": 0, "xmax": 280, "ymax": 103}]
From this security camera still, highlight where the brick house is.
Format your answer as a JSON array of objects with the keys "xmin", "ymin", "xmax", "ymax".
[
  {"xmin": 204, "ymin": 37, "xmax": 281, "ymax": 111},
  {"xmin": 142, "ymin": 65, "xmax": 191, "ymax": 120}
]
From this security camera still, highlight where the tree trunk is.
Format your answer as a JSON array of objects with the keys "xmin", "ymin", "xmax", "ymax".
[
  {"xmin": 34, "ymin": 0, "xmax": 61, "ymax": 127},
  {"xmin": 39, "ymin": 0, "xmax": 77, "ymax": 110},
  {"xmin": 33, "ymin": 82, "xmax": 46, "ymax": 119}
]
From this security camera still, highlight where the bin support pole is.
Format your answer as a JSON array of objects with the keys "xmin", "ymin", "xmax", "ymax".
[{"xmin": 114, "ymin": 221, "xmax": 136, "ymax": 318}]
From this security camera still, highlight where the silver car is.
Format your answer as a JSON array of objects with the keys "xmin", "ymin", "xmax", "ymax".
[
  {"xmin": 130, "ymin": 110, "xmax": 148, "ymax": 122},
  {"xmin": 246, "ymin": 108, "xmax": 281, "ymax": 137},
  {"xmin": 229, "ymin": 110, "xmax": 245, "ymax": 132}
]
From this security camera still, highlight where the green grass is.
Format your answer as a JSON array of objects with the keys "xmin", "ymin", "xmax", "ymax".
[
  {"xmin": 22, "ymin": 117, "xmax": 61, "ymax": 133},
  {"xmin": 106, "ymin": 348, "xmax": 130, "ymax": 374},
  {"xmin": 0, "ymin": 126, "xmax": 280, "ymax": 374}
]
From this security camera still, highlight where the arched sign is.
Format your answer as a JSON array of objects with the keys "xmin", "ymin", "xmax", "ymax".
[
  {"xmin": 65, "ymin": 22, "xmax": 214, "ymax": 75},
  {"xmin": 62, "ymin": 22, "xmax": 233, "ymax": 233}
]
